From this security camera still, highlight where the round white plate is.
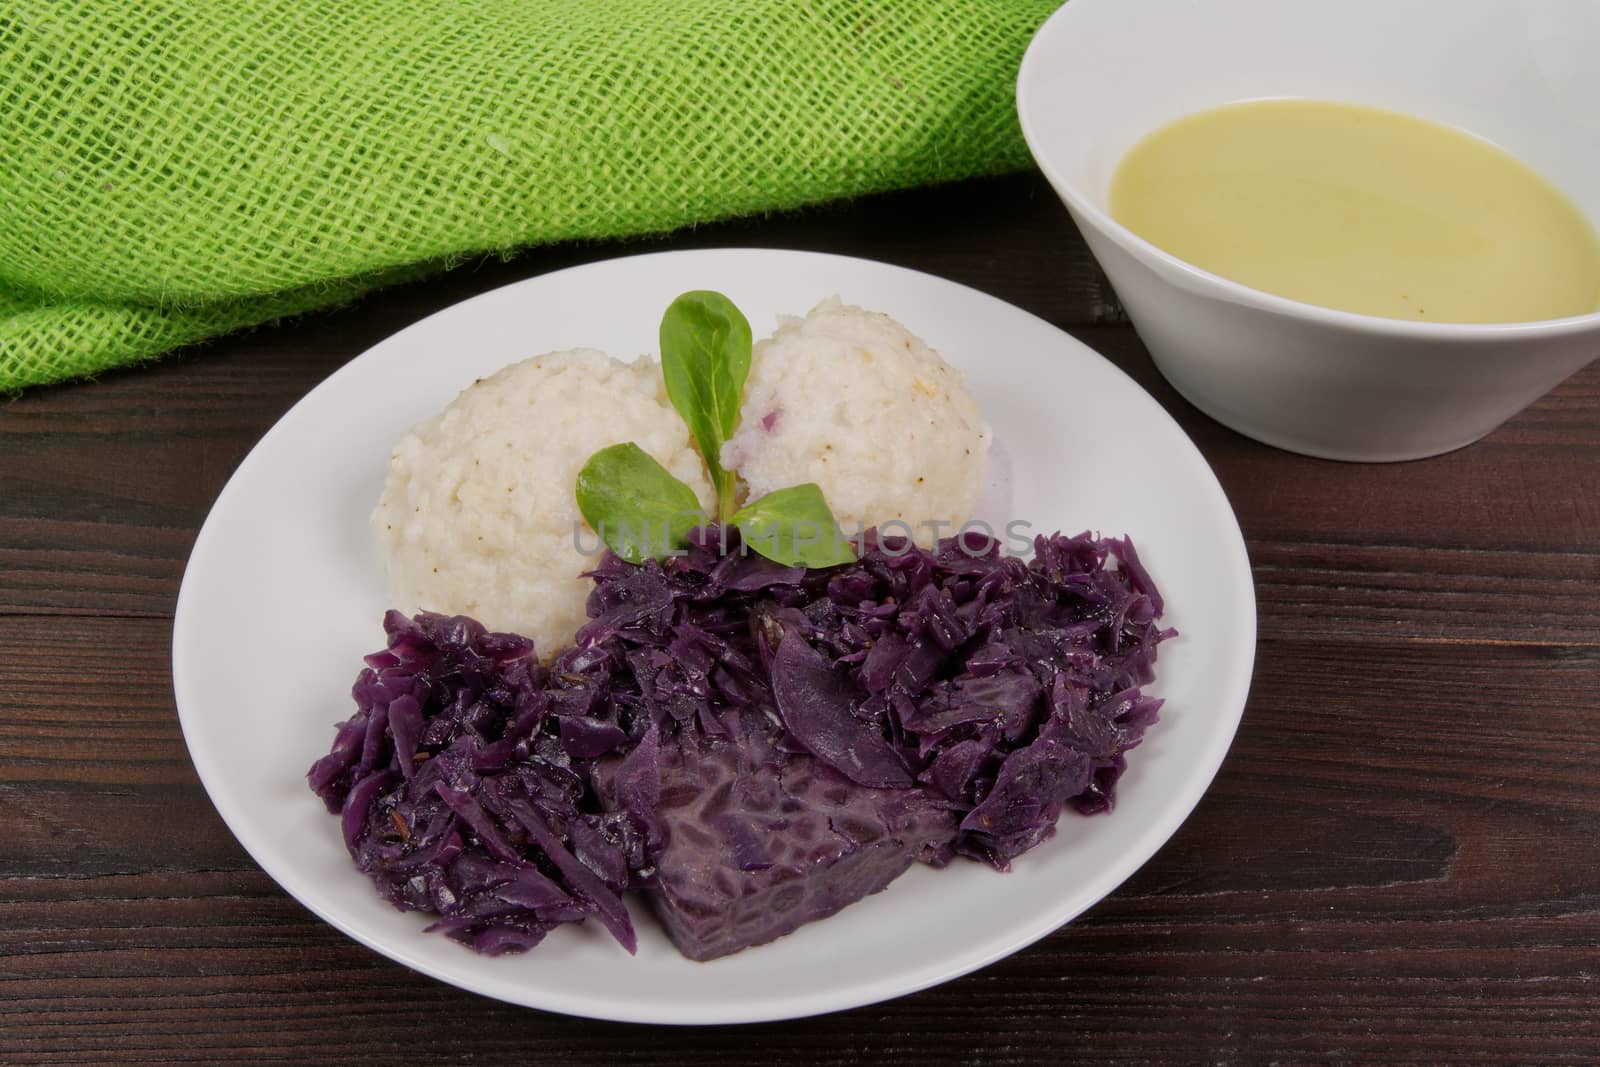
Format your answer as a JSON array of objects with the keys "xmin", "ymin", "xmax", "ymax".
[{"xmin": 173, "ymin": 248, "xmax": 1255, "ymax": 1024}]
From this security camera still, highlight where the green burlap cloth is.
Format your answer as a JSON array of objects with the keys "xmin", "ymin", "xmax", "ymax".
[{"xmin": 0, "ymin": 1, "xmax": 1060, "ymax": 390}]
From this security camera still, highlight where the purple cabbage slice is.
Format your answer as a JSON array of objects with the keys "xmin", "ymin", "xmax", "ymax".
[
  {"xmin": 593, "ymin": 718, "xmax": 956, "ymax": 962},
  {"xmin": 771, "ymin": 631, "xmax": 912, "ymax": 789}
]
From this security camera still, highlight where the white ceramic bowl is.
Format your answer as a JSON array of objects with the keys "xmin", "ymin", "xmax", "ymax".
[{"xmin": 1017, "ymin": 0, "xmax": 1600, "ymax": 461}]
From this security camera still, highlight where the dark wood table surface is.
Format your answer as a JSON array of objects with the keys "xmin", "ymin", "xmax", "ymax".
[{"xmin": 4, "ymin": 171, "xmax": 1598, "ymax": 1065}]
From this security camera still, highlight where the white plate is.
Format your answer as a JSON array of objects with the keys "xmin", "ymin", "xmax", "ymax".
[{"xmin": 173, "ymin": 248, "xmax": 1255, "ymax": 1024}]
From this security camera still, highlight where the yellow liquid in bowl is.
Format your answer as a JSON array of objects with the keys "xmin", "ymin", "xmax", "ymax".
[{"xmin": 1108, "ymin": 100, "xmax": 1600, "ymax": 324}]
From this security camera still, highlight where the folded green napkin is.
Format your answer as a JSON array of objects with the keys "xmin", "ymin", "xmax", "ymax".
[{"xmin": 0, "ymin": 0, "xmax": 1059, "ymax": 390}]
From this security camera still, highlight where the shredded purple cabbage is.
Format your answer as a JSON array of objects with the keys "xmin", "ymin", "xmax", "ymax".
[
  {"xmin": 306, "ymin": 612, "xmax": 647, "ymax": 954},
  {"xmin": 310, "ymin": 527, "xmax": 1172, "ymax": 955},
  {"xmin": 582, "ymin": 527, "xmax": 1173, "ymax": 868}
]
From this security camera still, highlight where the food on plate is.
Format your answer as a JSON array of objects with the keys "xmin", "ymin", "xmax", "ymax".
[
  {"xmin": 317, "ymin": 290, "xmax": 1170, "ymax": 962},
  {"xmin": 313, "ymin": 525, "xmax": 1169, "ymax": 959},
  {"xmin": 591, "ymin": 707, "xmax": 957, "ymax": 963},
  {"xmin": 588, "ymin": 526, "xmax": 1168, "ymax": 959},
  {"xmin": 574, "ymin": 291, "xmax": 858, "ymax": 572},
  {"xmin": 721, "ymin": 297, "xmax": 990, "ymax": 545},
  {"xmin": 307, "ymin": 611, "xmax": 643, "ymax": 955},
  {"xmin": 371, "ymin": 349, "xmax": 713, "ymax": 654},
  {"xmin": 1110, "ymin": 99, "xmax": 1600, "ymax": 324}
]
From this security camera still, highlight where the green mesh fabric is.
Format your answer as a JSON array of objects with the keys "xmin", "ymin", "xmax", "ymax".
[{"xmin": 0, "ymin": 0, "xmax": 1059, "ymax": 390}]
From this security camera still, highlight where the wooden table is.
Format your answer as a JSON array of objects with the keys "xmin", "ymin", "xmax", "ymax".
[{"xmin": 4, "ymin": 172, "xmax": 1598, "ymax": 1065}]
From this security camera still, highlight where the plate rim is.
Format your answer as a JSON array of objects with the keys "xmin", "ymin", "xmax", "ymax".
[{"xmin": 173, "ymin": 246, "xmax": 1256, "ymax": 1024}]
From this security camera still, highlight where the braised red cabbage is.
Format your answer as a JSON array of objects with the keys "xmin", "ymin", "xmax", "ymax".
[
  {"xmin": 582, "ymin": 527, "xmax": 1172, "ymax": 869},
  {"xmin": 306, "ymin": 611, "xmax": 646, "ymax": 954},
  {"xmin": 310, "ymin": 527, "xmax": 1171, "ymax": 957},
  {"xmin": 592, "ymin": 709, "xmax": 957, "ymax": 961}
]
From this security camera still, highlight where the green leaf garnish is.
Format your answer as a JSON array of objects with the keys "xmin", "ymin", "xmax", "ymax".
[
  {"xmin": 573, "ymin": 292, "xmax": 858, "ymax": 569},
  {"xmin": 575, "ymin": 443, "xmax": 708, "ymax": 564},
  {"xmin": 659, "ymin": 290, "xmax": 752, "ymax": 523},
  {"xmin": 733, "ymin": 483, "xmax": 857, "ymax": 568}
]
